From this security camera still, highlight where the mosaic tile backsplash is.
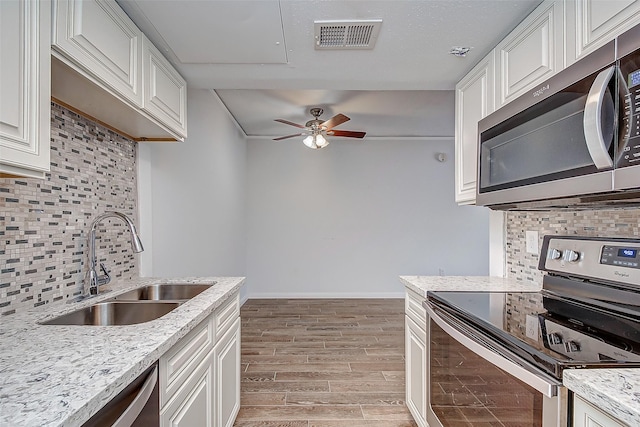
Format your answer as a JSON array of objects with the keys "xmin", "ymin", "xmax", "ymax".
[
  {"xmin": 0, "ymin": 102, "xmax": 139, "ymax": 316},
  {"xmin": 505, "ymin": 209, "xmax": 640, "ymax": 286}
]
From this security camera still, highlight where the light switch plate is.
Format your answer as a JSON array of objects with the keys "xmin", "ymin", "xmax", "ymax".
[{"xmin": 525, "ymin": 231, "xmax": 539, "ymax": 254}]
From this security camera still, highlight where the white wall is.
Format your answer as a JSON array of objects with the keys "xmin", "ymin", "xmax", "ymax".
[
  {"xmin": 245, "ymin": 137, "xmax": 490, "ymax": 298},
  {"xmin": 138, "ymin": 89, "xmax": 247, "ymax": 278}
]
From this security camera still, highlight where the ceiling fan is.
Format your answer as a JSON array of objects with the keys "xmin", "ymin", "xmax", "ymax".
[{"xmin": 273, "ymin": 108, "xmax": 366, "ymax": 149}]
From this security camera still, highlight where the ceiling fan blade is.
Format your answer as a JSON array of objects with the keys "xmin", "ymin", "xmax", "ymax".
[
  {"xmin": 328, "ymin": 130, "xmax": 366, "ymax": 139},
  {"xmin": 274, "ymin": 119, "xmax": 306, "ymax": 129},
  {"xmin": 321, "ymin": 113, "xmax": 350, "ymax": 130},
  {"xmin": 273, "ymin": 133, "xmax": 303, "ymax": 141}
]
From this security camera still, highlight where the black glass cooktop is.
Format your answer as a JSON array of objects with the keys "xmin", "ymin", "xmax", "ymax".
[{"xmin": 426, "ymin": 290, "xmax": 640, "ymax": 379}]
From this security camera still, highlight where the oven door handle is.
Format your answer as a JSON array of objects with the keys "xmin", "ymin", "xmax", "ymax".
[
  {"xmin": 583, "ymin": 65, "xmax": 615, "ymax": 170},
  {"xmin": 425, "ymin": 303, "xmax": 560, "ymax": 398}
]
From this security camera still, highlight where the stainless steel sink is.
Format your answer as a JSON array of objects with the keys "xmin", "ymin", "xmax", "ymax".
[
  {"xmin": 41, "ymin": 301, "xmax": 181, "ymax": 326},
  {"xmin": 108, "ymin": 283, "xmax": 214, "ymax": 302}
]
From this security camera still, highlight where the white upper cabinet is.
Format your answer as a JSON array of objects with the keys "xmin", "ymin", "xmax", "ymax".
[
  {"xmin": 566, "ymin": 0, "xmax": 640, "ymax": 66},
  {"xmin": 143, "ymin": 36, "xmax": 188, "ymax": 138},
  {"xmin": 495, "ymin": 0, "xmax": 564, "ymax": 108},
  {"xmin": 52, "ymin": 0, "xmax": 143, "ymax": 107},
  {"xmin": 455, "ymin": 52, "xmax": 495, "ymax": 205},
  {"xmin": 0, "ymin": 0, "xmax": 51, "ymax": 178},
  {"xmin": 51, "ymin": 0, "xmax": 187, "ymax": 141}
]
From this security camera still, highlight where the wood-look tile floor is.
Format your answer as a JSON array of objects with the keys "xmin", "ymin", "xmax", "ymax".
[{"xmin": 234, "ymin": 299, "xmax": 418, "ymax": 427}]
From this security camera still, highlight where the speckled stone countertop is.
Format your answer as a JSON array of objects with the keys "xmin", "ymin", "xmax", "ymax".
[
  {"xmin": 401, "ymin": 275, "xmax": 640, "ymax": 426},
  {"xmin": 400, "ymin": 275, "xmax": 542, "ymax": 296},
  {"xmin": 0, "ymin": 276, "xmax": 244, "ymax": 427},
  {"xmin": 564, "ymin": 369, "xmax": 640, "ymax": 426}
]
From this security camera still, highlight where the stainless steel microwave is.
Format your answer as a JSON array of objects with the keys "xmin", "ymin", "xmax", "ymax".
[{"xmin": 476, "ymin": 24, "xmax": 640, "ymax": 209}]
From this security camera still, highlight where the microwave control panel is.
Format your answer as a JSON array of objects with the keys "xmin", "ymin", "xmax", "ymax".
[
  {"xmin": 618, "ymin": 51, "xmax": 640, "ymax": 167},
  {"xmin": 619, "ymin": 84, "xmax": 640, "ymax": 167}
]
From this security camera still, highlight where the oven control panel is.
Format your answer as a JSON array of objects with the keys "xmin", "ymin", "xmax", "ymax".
[
  {"xmin": 600, "ymin": 245, "xmax": 640, "ymax": 268},
  {"xmin": 539, "ymin": 236, "xmax": 640, "ymax": 287}
]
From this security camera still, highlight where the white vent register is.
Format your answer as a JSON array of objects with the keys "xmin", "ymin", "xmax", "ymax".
[{"xmin": 314, "ymin": 20, "xmax": 382, "ymax": 50}]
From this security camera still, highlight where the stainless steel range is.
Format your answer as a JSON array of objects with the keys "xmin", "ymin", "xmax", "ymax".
[{"xmin": 423, "ymin": 235, "xmax": 640, "ymax": 427}]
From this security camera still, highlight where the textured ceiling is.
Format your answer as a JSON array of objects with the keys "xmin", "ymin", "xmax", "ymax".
[{"xmin": 117, "ymin": 0, "xmax": 542, "ymax": 138}]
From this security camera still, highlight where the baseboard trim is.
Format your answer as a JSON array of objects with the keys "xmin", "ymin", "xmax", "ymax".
[{"xmin": 243, "ymin": 292, "xmax": 405, "ymax": 301}]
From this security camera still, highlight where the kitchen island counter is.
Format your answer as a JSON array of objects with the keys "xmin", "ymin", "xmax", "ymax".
[{"xmin": 0, "ymin": 276, "xmax": 244, "ymax": 427}]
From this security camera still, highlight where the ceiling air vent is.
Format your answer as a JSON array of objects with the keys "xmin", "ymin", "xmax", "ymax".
[{"xmin": 314, "ymin": 19, "xmax": 382, "ymax": 50}]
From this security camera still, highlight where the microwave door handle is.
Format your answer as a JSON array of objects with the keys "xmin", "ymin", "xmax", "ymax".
[{"xmin": 583, "ymin": 66, "xmax": 615, "ymax": 170}]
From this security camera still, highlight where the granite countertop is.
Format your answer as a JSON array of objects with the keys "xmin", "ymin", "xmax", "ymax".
[
  {"xmin": 0, "ymin": 276, "xmax": 245, "ymax": 427},
  {"xmin": 400, "ymin": 275, "xmax": 542, "ymax": 296},
  {"xmin": 564, "ymin": 368, "xmax": 640, "ymax": 426},
  {"xmin": 401, "ymin": 275, "xmax": 640, "ymax": 426}
]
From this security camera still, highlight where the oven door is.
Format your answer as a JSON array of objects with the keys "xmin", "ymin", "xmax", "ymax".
[{"xmin": 425, "ymin": 303, "xmax": 567, "ymax": 427}]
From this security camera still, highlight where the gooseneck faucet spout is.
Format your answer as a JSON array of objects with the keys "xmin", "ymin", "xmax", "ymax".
[{"xmin": 87, "ymin": 211, "xmax": 144, "ymax": 296}]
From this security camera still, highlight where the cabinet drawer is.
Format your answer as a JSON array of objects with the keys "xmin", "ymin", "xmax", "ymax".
[
  {"xmin": 215, "ymin": 293, "xmax": 240, "ymax": 339},
  {"xmin": 160, "ymin": 316, "xmax": 213, "ymax": 406},
  {"xmin": 405, "ymin": 289, "xmax": 426, "ymax": 327}
]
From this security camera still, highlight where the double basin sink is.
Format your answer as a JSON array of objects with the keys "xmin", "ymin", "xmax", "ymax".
[{"xmin": 42, "ymin": 283, "xmax": 214, "ymax": 326}]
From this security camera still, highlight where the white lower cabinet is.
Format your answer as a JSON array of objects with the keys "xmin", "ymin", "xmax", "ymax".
[
  {"xmin": 162, "ymin": 351, "xmax": 214, "ymax": 427},
  {"xmin": 160, "ymin": 292, "xmax": 241, "ymax": 427},
  {"xmin": 573, "ymin": 395, "xmax": 626, "ymax": 427},
  {"xmin": 405, "ymin": 290, "xmax": 427, "ymax": 427},
  {"xmin": 214, "ymin": 318, "xmax": 241, "ymax": 427}
]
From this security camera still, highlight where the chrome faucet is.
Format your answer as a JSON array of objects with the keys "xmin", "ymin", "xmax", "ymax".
[{"xmin": 87, "ymin": 211, "xmax": 144, "ymax": 296}]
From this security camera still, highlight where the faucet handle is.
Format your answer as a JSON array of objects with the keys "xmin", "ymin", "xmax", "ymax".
[
  {"xmin": 100, "ymin": 263, "xmax": 109, "ymax": 276},
  {"xmin": 97, "ymin": 263, "xmax": 112, "ymax": 286}
]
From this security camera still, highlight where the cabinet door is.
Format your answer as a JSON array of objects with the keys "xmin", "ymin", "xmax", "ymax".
[
  {"xmin": 143, "ymin": 36, "xmax": 188, "ymax": 139},
  {"xmin": 573, "ymin": 395, "xmax": 626, "ymax": 427},
  {"xmin": 0, "ymin": 0, "xmax": 50, "ymax": 178},
  {"xmin": 214, "ymin": 318, "xmax": 241, "ymax": 427},
  {"xmin": 495, "ymin": 0, "xmax": 564, "ymax": 108},
  {"xmin": 52, "ymin": 0, "xmax": 143, "ymax": 107},
  {"xmin": 161, "ymin": 351, "xmax": 214, "ymax": 427},
  {"xmin": 566, "ymin": 0, "xmax": 640, "ymax": 66},
  {"xmin": 455, "ymin": 52, "xmax": 494, "ymax": 205},
  {"xmin": 405, "ymin": 315, "xmax": 427, "ymax": 427}
]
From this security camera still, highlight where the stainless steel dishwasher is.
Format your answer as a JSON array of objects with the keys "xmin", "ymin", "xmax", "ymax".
[{"xmin": 82, "ymin": 363, "xmax": 159, "ymax": 427}]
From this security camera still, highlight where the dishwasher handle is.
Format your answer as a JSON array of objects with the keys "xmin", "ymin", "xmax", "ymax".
[{"xmin": 112, "ymin": 365, "xmax": 158, "ymax": 427}]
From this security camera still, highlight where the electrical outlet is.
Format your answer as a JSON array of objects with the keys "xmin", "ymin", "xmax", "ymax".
[
  {"xmin": 525, "ymin": 231, "xmax": 539, "ymax": 254},
  {"xmin": 526, "ymin": 315, "xmax": 539, "ymax": 340},
  {"xmin": 438, "ymin": 268, "xmax": 445, "ymax": 276}
]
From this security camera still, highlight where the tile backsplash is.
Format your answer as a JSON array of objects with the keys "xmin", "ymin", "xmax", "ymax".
[
  {"xmin": 505, "ymin": 209, "xmax": 640, "ymax": 286},
  {"xmin": 0, "ymin": 102, "xmax": 139, "ymax": 316}
]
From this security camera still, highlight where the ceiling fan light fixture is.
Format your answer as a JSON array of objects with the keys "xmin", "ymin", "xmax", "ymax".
[{"xmin": 303, "ymin": 133, "xmax": 328, "ymax": 149}]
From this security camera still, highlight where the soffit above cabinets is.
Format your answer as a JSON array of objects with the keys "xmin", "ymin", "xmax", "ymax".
[{"xmin": 124, "ymin": 0, "xmax": 287, "ymax": 64}]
